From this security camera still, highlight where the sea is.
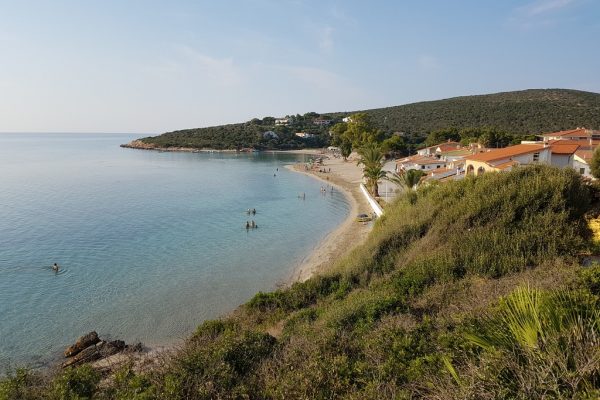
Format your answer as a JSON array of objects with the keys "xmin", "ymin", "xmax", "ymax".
[{"xmin": 0, "ymin": 133, "xmax": 350, "ymax": 368}]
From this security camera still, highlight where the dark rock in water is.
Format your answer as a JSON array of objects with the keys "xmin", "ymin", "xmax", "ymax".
[
  {"xmin": 62, "ymin": 342, "xmax": 104, "ymax": 368},
  {"xmin": 64, "ymin": 331, "xmax": 100, "ymax": 357},
  {"xmin": 61, "ymin": 338, "xmax": 130, "ymax": 368},
  {"xmin": 98, "ymin": 340, "xmax": 126, "ymax": 358}
]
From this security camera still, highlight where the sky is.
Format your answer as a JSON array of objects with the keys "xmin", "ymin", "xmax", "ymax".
[{"xmin": 0, "ymin": 0, "xmax": 599, "ymax": 133}]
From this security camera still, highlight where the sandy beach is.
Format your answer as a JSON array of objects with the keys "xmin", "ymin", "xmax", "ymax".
[{"xmin": 286, "ymin": 152, "xmax": 374, "ymax": 282}]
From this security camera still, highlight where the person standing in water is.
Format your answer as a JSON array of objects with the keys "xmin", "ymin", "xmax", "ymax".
[{"xmin": 52, "ymin": 263, "xmax": 59, "ymax": 272}]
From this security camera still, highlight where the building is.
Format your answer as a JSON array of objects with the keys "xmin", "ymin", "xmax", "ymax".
[
  {"xmin": 416, "ymin": 141, "xmax": 461, "ymax": 156},
  {"xmin": 295, "ymin": 132, "xmax": 315, "ymax": 139},
  {"xmin": 464, "ymin": 144, "xmax": 552, "ymax": 175},
  {"xmin": 275, "ymin": 118, "xmax": 289, "ymax": 126},
  {"xmin": 540, "ymin": 128, "xmax": 600, "ymax": 142},
  {"xmin": 313, "ymin": 118, "xmax": 331, "ymax": 126},
  {"xmin": 396, "ymin": 154, "xmax": 448, "ymax": 172}
]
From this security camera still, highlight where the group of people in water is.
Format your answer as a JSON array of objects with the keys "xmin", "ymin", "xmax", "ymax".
[
  {"xmin": 245, "ymin": 208, "xmax": 258, "ymax": 229},
  {"xmin": 320, "ymin": 185, "xmax": 334, "ymax": 194}
]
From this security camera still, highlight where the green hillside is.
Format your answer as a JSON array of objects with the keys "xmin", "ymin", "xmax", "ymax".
[
  {"xmin": 349, "ymin": 88, "xmax": 600, "ymax": 135},
  {"xmin": 4, "ymin": 166, "xmax": 600, "ymax": 399},
  {"xmin": 137, "ymin": 89, "xmax": 600, "ymax": 151}
]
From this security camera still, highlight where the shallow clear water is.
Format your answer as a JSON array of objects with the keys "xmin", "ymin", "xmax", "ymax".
[{"xmin": 0, "ymin": 133, "xmax": 349, "ymax": 367}]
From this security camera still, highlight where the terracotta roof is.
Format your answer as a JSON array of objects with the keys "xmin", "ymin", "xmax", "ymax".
[
  {"xmin": 464, "ymin": 144, "xmax": 546, "ymax": 163},
  {"xmin": 420, "ymin": 141, "xmax": 460, "ymax": 151},
  {"xmin": 436, "ymin": 143, "xmax": 461, "ymax": 152},
  {"xmin": 550, "ymin": 144, "xmax": 579, "ymax": 154},
  {"xmin": 541, "ymin": 128, "xmax": 600, "ymax": 138},
  {"xmin": 495, "ymin": 160, "xmax": 518, "ymax": 170},
  {"xmin": 396, "ymin": 155, "xmax": 447, "ymax": 166},
  {"xmin": 576, "ymin": 150, "xmax": 594, "ymax": 161}
]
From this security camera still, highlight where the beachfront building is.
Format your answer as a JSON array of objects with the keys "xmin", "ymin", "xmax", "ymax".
[
  {"xmin": 396, "ymin": 154, "xmax": 448, "ymax": 171},
  {"xmin": 464, "ymin": 144, "xmax": 552, "ymax": 175}
]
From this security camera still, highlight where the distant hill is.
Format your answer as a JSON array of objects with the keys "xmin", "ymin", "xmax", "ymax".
[
  {"xmin": 137, "ymin": 89, "xmax": 600, "ymax": 150},
  {"xmin": 346, "ymin": 88, "xmax": 600, "ymax": 135}
]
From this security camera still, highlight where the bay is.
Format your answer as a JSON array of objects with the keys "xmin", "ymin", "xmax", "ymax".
[{"xmin": 0, "ymin": 133, "xmax": 349, "ymax": 367}]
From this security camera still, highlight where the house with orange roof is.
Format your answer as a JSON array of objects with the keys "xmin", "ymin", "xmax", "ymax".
[
  {"xmin": 540, "ymin": 128, "xmax": 600, "ymax": 142},
  {"xmin": 416, "ymin": 141, "xmax": 461, "ymax": 156},
  {"xmin": 464, "ymin": 143, "xmax": 551, "ymax": 175},
  {"xmin": 396, "ymin": 154, "xmax": 448, "ymax": 172}
]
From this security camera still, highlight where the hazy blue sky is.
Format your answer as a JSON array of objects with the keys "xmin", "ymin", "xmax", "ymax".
[{"xmin": 0, "ymin": 0, "xmax": 599, "ymax": 133}]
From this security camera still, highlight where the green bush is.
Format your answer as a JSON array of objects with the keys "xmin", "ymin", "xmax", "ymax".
[{"xmin": 50, "ymin": 365, "xmax": 100, "ymax": 400}]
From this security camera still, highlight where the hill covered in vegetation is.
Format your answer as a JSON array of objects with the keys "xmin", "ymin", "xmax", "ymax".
[
  {"xmin": 134, "ymin": 89, "xmax": 600, "ymax": 151},
  {"xmin": 346, "ymin": 88, "xmax": 600, "ymax": 136},
  {"xmin": 3, "ymin": 165, "xmax": 599, "ymax": 399}
]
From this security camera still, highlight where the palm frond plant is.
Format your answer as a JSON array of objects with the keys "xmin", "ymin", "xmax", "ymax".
[
  {"xmin": 386, "ymin": 169, "xmax": 425, "ymax": 192},
  {"xmin": 357, "ymin": 143, "xmax": 385, "ymax": 197}
]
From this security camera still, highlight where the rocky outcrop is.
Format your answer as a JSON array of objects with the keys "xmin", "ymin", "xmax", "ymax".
[
  {"xmin": 62, "ymin": 333, "xmax": 141, "ymax": 368},
  {"xmin": 120, "ymin": 140, "xmax": 241, "ymax": 153},
  {"xmin": 64, "ymin": 331, "xmax": 100, "ymax": 357}
]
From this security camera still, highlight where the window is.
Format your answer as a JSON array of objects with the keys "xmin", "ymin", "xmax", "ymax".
[
  {"xmin": 580, "ymin": 168, "xmax": 586, "ymax": 175},
  {"xmin": 436, "ymin": 165, "xmax": 440, "ymax": 169},
  {"xmin": 421, "ymin": 165, "xmax": 425, "ymax": 169},
  {"xmin": 533, "ymin": 152, "xmax": 540, "ymax": 162}
]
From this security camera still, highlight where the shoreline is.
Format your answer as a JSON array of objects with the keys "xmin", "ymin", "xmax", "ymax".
[
  {"xmin": 285, "ymin": 156, "xmax": 373, "ymax": 282},
  {"xmin": 120, "ymin": 139, "xmax": 327, "ymax": 155}
]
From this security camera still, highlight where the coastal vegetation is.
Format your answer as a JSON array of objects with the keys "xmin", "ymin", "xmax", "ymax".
[
  {"xmin": 135, "ymin": 89, "xmax": 600, "ymax": 153},
  {"xmin": 3, "ymin": 165, "xmax": 599, "ymax": 399}
]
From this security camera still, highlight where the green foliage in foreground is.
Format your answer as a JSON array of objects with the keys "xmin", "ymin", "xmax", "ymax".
[{"xmin": 3, "ymin": 165, "xmax": 600, "ymax": 399}]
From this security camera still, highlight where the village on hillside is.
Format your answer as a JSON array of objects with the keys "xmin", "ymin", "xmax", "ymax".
[{"xmin": 393, "ymin": 127, "xmax": 598, "ymax": 183}]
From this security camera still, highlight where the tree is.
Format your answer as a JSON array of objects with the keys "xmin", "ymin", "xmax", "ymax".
[
  {"xmin": 386, "ymin": 169, "xmax": 425, "ymax": 191},
  {"xmin": 381, "ymin": 135, "xmax": 407, "ymax": 156},
  {"xmin": 357, "ymin": 143, "xmax": 386, "ymax": 197},
  {"xmin": 591, "ymin": 147, "xmax": 600, "ymax": 179}
]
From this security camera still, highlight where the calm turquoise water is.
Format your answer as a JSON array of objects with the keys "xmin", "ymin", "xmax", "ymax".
[{"xmin": 0, "ymin": 133, "xmax": 349, "ymax": 367}]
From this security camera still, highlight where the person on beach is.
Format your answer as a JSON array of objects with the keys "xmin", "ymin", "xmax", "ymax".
[{"xmin": 52, "ymin": 263, "xmax": 59, "ymax": 272}]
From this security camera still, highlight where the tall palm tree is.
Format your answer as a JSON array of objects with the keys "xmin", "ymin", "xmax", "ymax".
[
  {"xmin": 386, "ymin": 169, "xmax": 425, "ymax": 191},
  {"xmin": 357, "ymin": 143, "xmax": 385, "ymax": 197}
]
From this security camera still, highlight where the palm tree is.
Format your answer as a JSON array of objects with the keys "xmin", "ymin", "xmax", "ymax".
[
  {"xmin": 386, "ymin": 169, "xmax": 425, "ymax": 191},
  {"xmin": 357, "ymin": 143, "xmax": 385, "ymax": 197}
]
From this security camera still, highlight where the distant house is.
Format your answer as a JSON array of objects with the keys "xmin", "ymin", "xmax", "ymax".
[
  {"xmin": 275, "ymin": 118, "xmax": 289, "ymax": 126},
  {"xmin": 540, "ymin": 128, "xmax": 600, "ymax": 142},
  {"xmin": 313, "ymin": 118, "xmax": 331, "ymax": 126},
  {"xmin": 342, "ymin": 117, "xmax": 352, "ymax": 123},
  {"xmin": 416, "ymin": 141, "xmax": 461, "ymax": 157},
  {"xmin": 396, "ymin": 155, "xmax": 448, "ymax": 172},
  {"xmin": 263, "ymin": 131, "xmax": 279, "ymax": 139},
  {"xmin": 295, "ymin": 132, "xmax": 315, "ymax": 139}
]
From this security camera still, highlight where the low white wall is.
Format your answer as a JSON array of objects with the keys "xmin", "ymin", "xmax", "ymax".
[{"xmin": 360, "ymin": 183, "xmax": 384, "ymax": 217}]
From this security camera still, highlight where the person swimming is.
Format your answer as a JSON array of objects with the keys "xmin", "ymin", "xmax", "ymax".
[{"xmin": 52, "ymin": 263, "xmax": 59, "ymax": 272}]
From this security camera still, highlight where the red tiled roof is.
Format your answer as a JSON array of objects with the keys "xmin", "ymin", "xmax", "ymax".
[
  {"xmin": 541, "ymin": 129, "xmax": 588, "ymax": 138},
  {"xmin": 576, "ymin": 150, "xmax": 594, "ymax": 161},
  {"xmin": 550, "ymin": 144, "xmax": 579, "ymax": 155},
  {"xmin": 495, "ymin": 160, "xmax": 518, "ymax": 170},
  {"xmin": 464, "ymin": 144, "xmax": 546, "ymax": 163}
]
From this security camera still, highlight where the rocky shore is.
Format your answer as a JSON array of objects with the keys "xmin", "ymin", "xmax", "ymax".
[
  {"xmin": 60, "ymin": 331, "xmax": 142, "ymax": 369},
  {"xmin": 121, "ymin": 140, "xmax": 242, "ymax": 152}
]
